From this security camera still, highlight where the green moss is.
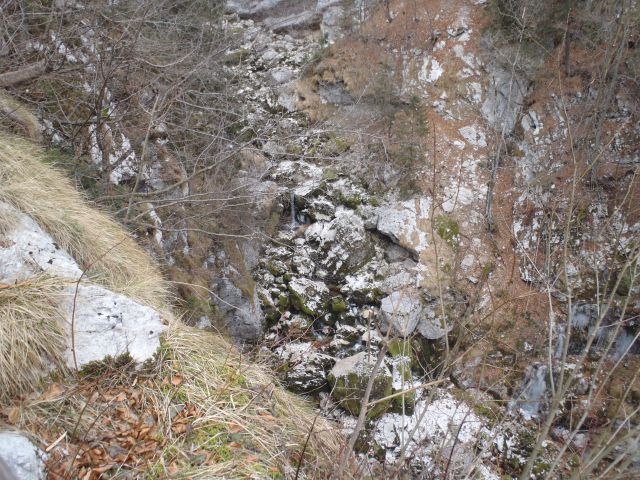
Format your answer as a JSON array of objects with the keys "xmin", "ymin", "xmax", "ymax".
[
  {"xmin": 79, "ymin": 352, "xmax": 135, "ymax": 379},
  {"xmin": 288, "ymin": 286, "xmax": 324, "ymax": 316},
  {"xmin": 322, "ymin": 168, "xmax": 339, "ymax": 181},
  {"xmin": 434, "ymin": 215, "xmax": 460, "ymax": 249},
  {"xmin": 327, "ymin": 365, "xmax": 392, "ymax": 419},
  {"xmin": 330, "ymin": 296, "xmax": 348, "ymax": 313},
  {"xmin": 338, "ymin": 191, "xmax": 362, "ymax": 209},
  {"xmin": 277, "ymin": 294, "xmax": 289, "ymax": 309},
  {"xmin": 267, "ymin": 259, "xmax": 287, "ymax": 277},
  {"xmin": 391, "ymin": 357, "xmax": 416, "ymax": 412},
  {"xmin": 387, "ymin": 339, "xmax": 414, "ymax": 366},
  {"xmin": 482, "ymin": 261, "xmax": 495, "ymax": 278},
  {"xmin": 532, "ymin": 460, "xmax": 551, "ymax": 476}
]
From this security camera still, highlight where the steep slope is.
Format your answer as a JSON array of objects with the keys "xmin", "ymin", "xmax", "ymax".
[{"xmin": 0, "ymin": 134, "xmax": 340, "ymax": 479}]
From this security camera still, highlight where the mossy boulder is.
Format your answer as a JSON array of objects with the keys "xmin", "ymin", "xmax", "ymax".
[
  {"xmin": 267, "ymin": 259, "xmax": 287, "ymax": 277},
  {"xmin": 327, "ymin": 352, "xmax": 393, "ymax": 419},
  {"xmin": 288, "ymin": 278, "xmax": 329, "ymax": 317}
]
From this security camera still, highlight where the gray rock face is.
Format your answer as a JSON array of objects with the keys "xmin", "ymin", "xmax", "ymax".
[
  {"xmin": 276, "ymin": 342, "xmax": 336, "ymax": 393},
  {"xmin": 304, "ymin": 208, "xmax": 373, "ymax": 278},
  {"xmin": 416, "ymin": 305, "xmax": 450, "ymax": 340},
  {"xmin": 288, "ymin": 277, "xmax": 329, "ymax": 316},
  {"xmin": 264, "ymin": 10, "xmax": 320, "ymax": 33},
  {"xmin": 510, "ymin": 364, "xmax": 548, "ymax": 420},
  {"xmin": 320, "ymin": 7, "xmax": 344, "ymax": 43},
  {"xmin": 481, "ymin": 61, "xmax": 530, "ymax": 135},
  {"xmin": 60, "ymin": 284, "xmax": 166, "ymax": 367},
  {"xmin": 0, "ymin": 432, "xmax": 45, "ymax": 480},
  {"xmin": 214, "ymin": 278, "xmax": 264, "ymax": 342},
  {"xmin": 318, "ymin": 81, "xmax": 354, "ymax": 105},
  {"xmin": 380, "ymin": 290, "xmax": 423, "ymax": 337}
]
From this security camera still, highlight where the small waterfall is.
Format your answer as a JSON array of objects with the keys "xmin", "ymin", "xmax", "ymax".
[{"xmin": 290, "ymin": 191, "xmax": 297, "ymax": 229}]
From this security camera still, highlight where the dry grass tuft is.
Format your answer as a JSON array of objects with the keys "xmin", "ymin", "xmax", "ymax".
[
  {"xmin": 0, "ymin": 133, "xmax": 169, "ymax": 312},
  {"xmin": 0, "ymin": 92, "xmax": 43, "ymax": 142},
  {"xmin": 0, "ymin": 276, "xmax": 68, "ymax": 402},
  {"xmin": 158, "ymin": 323, "xmax": 341, "ymax": 478}
]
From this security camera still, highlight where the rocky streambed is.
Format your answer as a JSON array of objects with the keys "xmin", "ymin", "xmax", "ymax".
[
  {"xmin": 217, "ymin": 0, "xmax": 640, "ymax": 476},
  {"xmin": 218, "ymin": 3, "xmax": 510, "ymax": 476}
]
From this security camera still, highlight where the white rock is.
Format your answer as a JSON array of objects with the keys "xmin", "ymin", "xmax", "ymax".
[
  {"xmin": 0, "ymin": 432, "xmax": 46, "ymax": 480},
  {"xmin": 459, "ymin": 125, "xmax": 487, "ymax": 147},
  {"xmin": 376, "ymin": 198, "xmax": 431, "ymax": 259},
  {"xmin": 419, "ymin": 57, "xmax": 443, "ymax": 84},
  {"xmin": 0, "ymin": 202, "xmax": 82, "ymax": 283},
  {"xmin": 380, "ymin": 290, "xmax": 423, "ymax": 337},
  {"xmin": 59, "ymin": 284, "xmax": 166, "ymax": 367},
  {"xmin": 461, "ymin": 254, "xmax": 475, "ymax": 271}
]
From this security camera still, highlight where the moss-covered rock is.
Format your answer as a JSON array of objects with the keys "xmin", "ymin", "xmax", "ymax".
[
  {"xmin": 327, "ymin": 352, "xmax": 393, "ymax": 419},
  {"xmin": 288, "ymin": 278, "xmax": 329, "ymax": 317},
  {"xmin": 330, "ymin": 296, "xmax": 349, "ymax": 313},
  {"xmin": 267, "ymin": 259, "xmax": 287, "ymax": 277}
]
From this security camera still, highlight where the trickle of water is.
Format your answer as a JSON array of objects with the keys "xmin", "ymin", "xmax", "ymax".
[{"xmin": 290, "ymin": 191, "xmax": 297, "ymax": 229}]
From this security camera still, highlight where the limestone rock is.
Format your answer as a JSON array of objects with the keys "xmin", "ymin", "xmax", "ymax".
[
  {"xmin": 376, "ymin": 198, "xmax": 431, "ymax": 259},
  {"xmin": 380, "ymin": 290, "xmax": 423, "ymax": 337},
  {"xmin": 0, "ymin": 201, "xmax": 82, "ymax": 283},
  {"xmin": 305, "ymin": 208, "xmax": 374, "ymax": 278},
  {"xmin": 288, "ymin": 277, "xmax": 329, "ymax": 316},
  {"xmin": 416, "ymin": 304, "xmax": 451, "ymax": 340},
  {"xmin": 60, "ymin": 284, "xmax": 166, "ymax": 367},
  {"xmin": 214, "ymin": 278, "xmax": 264, "ymax": 342},
  {"xmin": 276, "ymin": 342, "xmax": 336, "ymax": 393},
  {"xmin": 0, "ymin": 432, "xmax": 45, "ymax": 480},
  {"xmin": 328, "ymin": 351, "xmax": 392, "ymax": 418}
]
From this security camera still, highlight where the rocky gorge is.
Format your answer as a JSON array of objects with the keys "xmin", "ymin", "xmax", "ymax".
[{"xmin": 1, "ymin": 0, "xmax": 639, "ymax": 478}]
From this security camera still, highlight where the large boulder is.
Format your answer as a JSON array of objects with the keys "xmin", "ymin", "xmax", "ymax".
[
  {"xmin": 376, "ymin": 198, "xmax": 431, "ymax": 260},
  {"xmin": 288, "ymin": 277, "xmax": 329, "ymax": 317},
  {"xmin": 379, "ymin": 290, "xmax": 423, "ymax": 337},
  {"xmin": 60, "ymin": 285, "xmax": 166, "ymax": 367},
  {"xmin": 380, "ymin": 289, "xmax": 451, "ymax": 340},
  {"xmin": 276, "ymin": 342, "xmax": 336, "ymax": 393},
  {"xmin": 0, "ymin": 202, "xmax": 167, "ymax": 372},
  {"xmin": 0, "ymin": 432, "xmax": 46, "ymax": 480},
  {"xmin": 0, "ymin": 202, "xmax": 82, "ymax": 283},
  {"xmin": 305, "ymin": 208, "xmax": 374, "ymax": 278},
  {"xmin": 327, "ymin": 352, "xmax": 393, "ymax": 418}
]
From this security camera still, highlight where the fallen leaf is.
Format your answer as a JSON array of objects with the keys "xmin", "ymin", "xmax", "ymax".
[
  {"xmin": 3, "ymin": 406, "xmax": 20, "ymax": 424},
  {"xmin": 228, "ymin": 424, "xmax": 243, "ymax": 433},
  {"xmin": 41, "ymin": 383, "xmax": 65, "ymax": 401}
]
